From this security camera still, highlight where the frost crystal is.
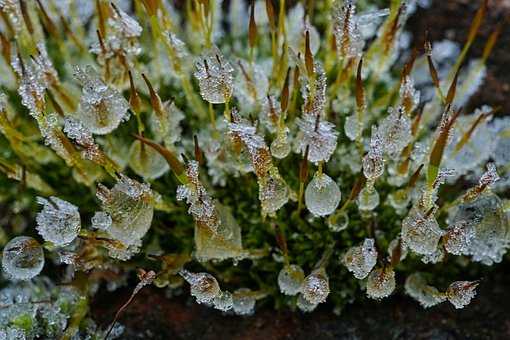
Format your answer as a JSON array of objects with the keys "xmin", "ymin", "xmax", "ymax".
[
  {"xmin": 232, "ymin": 288, "xmax": 256, "ymax": 315},
  {"xmin": 2, "ymin": 236, "xmax": 44, "ymax": 280},
  {"xmin": 343, "ymin": 238, "xmax": 378, "ymax": 279},
  {"xmin": 366, "ymin": 267, "xmax": 396, "ymax": 300},
  {"xmin": 378, "ymin": 107, "xmax": 412, "ymax": 159},
  {"xmin": 446, "ymin": 281, "xmax": 478, "ymax": 309},
  {"xmin": 278, "ymin": 264, "xmax": 305, "ymax": 296},
  {"xmin": 213, "ymin": 290, "xmax": 234, "ymax": 312},
  {"xmin": 300, "ymin": 268, "xmax": 330, "ymax": 305},
  {"xmin": 402, "ymin": 207, "xmax": 445, "ymax": 255},
  {"xmin": 96, "ymin": 175, "xmax": 153, "ymax": 248},
  {"xmin": 444, "ymin": 220, "xmax": 475, "ymax": 255},
  {"xmin": 296, "ymin": 114, "xmax": 339, "ymax": 163},
  {"xmin": 333, "ymin": 0, "xmax": 363, "ymax": 58},
  {"xmin": 36, "ymin": 196, "xmax": 81, "ymax": 246},
  {"xmin": 258, "ymin": 173, "xmax": 289, "ymax": 215},
  {"xmin": 11, "ymin": 50, "xmax": 47, "ymax": 114},
  {"xmin": 405, "ymin": 273, "xmax": 446, "ymax": 308},
  {"xmin": 177, "ymin": 160, "xmax": 220, "ymax": 233},
  {"xmin": 91, "ymin": 211, "xmax": 112, "ymax": 231},
  {"xmin": 73, "ymin": 65, "xmax": 130, "ymax": 134},
  {"xmin": 180, "ymin": 270, "xmax": 220, "ymax": 304},
  {"xmin": 194, "ymin": 46, "xmax": 234, "ymax": 104},
  {"xmin": 304, "ymin": 173, "xmax": 341, "ymax": 217}
]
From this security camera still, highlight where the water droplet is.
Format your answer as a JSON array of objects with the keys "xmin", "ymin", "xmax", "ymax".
[{"xmin": 2, "ymin": 236, "xmax": 44, "ymax": 280}]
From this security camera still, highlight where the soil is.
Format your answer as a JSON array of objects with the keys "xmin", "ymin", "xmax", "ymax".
[{"xmin": 91, "ymin": 1, "xmax": 510, "ymax": 339}]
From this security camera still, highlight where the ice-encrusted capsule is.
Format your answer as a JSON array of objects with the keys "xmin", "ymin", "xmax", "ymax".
[
  {"xmin": 305, "ymin": 173, "xmax": 341, "ymax": 217},
  {"xmin": 444, "ymin": 221, "xmax": 475, "ymax": 255},
  {"xmin": 232, "ymin": 288, "xmax": 256, "ymax": 315},
  {"xmin": 296, "ymin": 114, "xmax": 339, "ymax": 164},
  {"xmin": 356, "ymin": 186, "xmax": 380, "ymax": 211},
  {"xmin": 270, "ymin": 131, "xmax": 291, "ymax": 159},
  {"xmin": 2, "ymin": 236, "xmax": 44, "ymax": 280},
  {"xmin": 91, "ymin": 211, "xmax": 112, "ymax": 231},
  {"xmin": 401, "ymin": 207, "xmax": 445, "ymax": 255},
  {"xmin": 177, "ymin": 160, "xmax": 220, "ymax": 233},
  {"xmin": 450, "ymin": 192, "xmax": 509, "ymax": 265},
  {"xmin": 301, "ymin": 268, "xmax": 330, "ymax": 305},
  {"xmin": 149, "ymin": 101, "xmax": 184, "ymax": 146},
  {"xmin": 213, "ymin": 290, "xmax": 234, "ymax": 312},
  {"xmin": 36, "ymin": 196, "xmax": 81, "ymax": 246},
  {"xmin": 362, "ymin": 126, "xmax": 385, "ymax": 180},
  {"xmin": 333, "ymin": 0, "xmax": 363, "ymax": 58},
  {"xmin": 378, "ymin": 107, "xmax": 412, "ymax": 159},
  {"xmin": 366, "ymin": 267, "xmax": 396, "ymax": 300},
  {"xmin": 446, "ymin": 281, "xmax": 478, "ymax": 309},
  {"xmin": 404, "ymin": 273, "xmax": 446, "ymax": 308},
  {"xmin": 278, "ymin": 264, "xmax": 305, "ymax": 296},
  {"xmin": 180, "ymin": 270, "xmax": 220, "ymax": 304},
  {"xmin": 96, "ymin": 175, "xmax": 154, "ymax": 247},
  {"xmin": 387, "ymin": 237, "xmax": 408, "ymax": 262},
  {"xmin": 343, "ymin": 238, "xmax": 377, "ymax": 279},
  {"xmin": 259, "ymin": 173, "xmax": 289, "ymax": 215},
  {"xmin": 128, "ymin": 140, "xmax": 169, "ymax": 180},
  {"xmin": 73, "ymin": 65, "xmax": 130, "ymax": 134},
  {"xmin": 194, "ymin": 46, "xmax": 234, "ymax": 104},
  {"xmin": 235, "ymin": 61, "xmax": 269, "ymax": 110},
  {"xmin": 296, "ymin": 293, "xmax": 319, "ymax": 312}
]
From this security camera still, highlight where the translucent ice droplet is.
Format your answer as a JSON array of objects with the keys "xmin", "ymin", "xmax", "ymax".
[
  {"xmin": 91, "ymin": 211, "xmax": 112, "ymax": 231},
  {"xmin": 327, "ymin": 210, "xmax": 349, "ymax": 232},
  {"xmin": 405, "ymin": 273, "xmax": 446, "ymax": 308},
  {"xmin": 402, "ymin": 207, "xmax": 445, "ymax": 255},
  {"xmin": 296, "ymin": 293, "xmax": 318, "ymax": 312},
  {"xmin": 344, "ymin": 114, "xmax": 361, "ymax": 141},
  {"xmin": 444, "ymin": 221, "xmax": 475, "ymax": 255},
  {"xmin": 259, "ymin": 174, "xmax": 289, "ymax": 215},
  {"xmin": 180, "ymin": 270, "xmax": 220, "ymax": 304},
  {"xmin": 36, "ymin": 196, "xmax": 81, "ymax": 246},
  {"xmin": 305, "ymin": 173, "xmax": 341, "ymax": 217},
  {"xmin": 356, "ymin": 187, "xmax": 380, "ymax": 211},
  {"xmin": 366, "ymin": 267, "xmax": 396, "ymax": 300},
  {"xmin": 213, "ymin": 290, "xmax": 233, "ymax": 312},
  {"xmin": 194, "ymin": 46, "xmax": 234, "ymax": 104},
  {"xmin": 232, "ymin": 288, "xmax": 256, "ymax": 315},
  {"xmin": 278, "ymin": 264, "xmax": 305, "ymax": 296},
  {"xmin": 270, "ymin": 132, "xmax": 291, "ymax": 159},
  {"xmin": 301, "ymin": 268, "xmax": 330, "ymax": 305},
  {"xmin": 343, "ymin": 238, "xmax": 378, "ymax": 279},
  {"xmin": 128, "ymin": 140, "xmax": 169, "ymax": 180},
  {"xmin": 446, "ymin": 281, "xmax": 478, "ymax": 309},
  {"xmin": 2, "ymin": 236, "xmax": 44, "ymax": 280}
]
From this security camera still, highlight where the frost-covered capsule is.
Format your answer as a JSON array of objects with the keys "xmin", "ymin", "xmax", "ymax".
[
  {"xmin": 278, "ymin": 264, "xmax": 305, "ymax": 296},
  {"xmin": 301, "ymin": 268, "xmax": 330, "ymax": 305},
  {"xmin": 232, "ymin": 288, "xmax": 256, "ymax": 315},
  {"xmin": 213, "ymin": 290, "xmax": 234, "ymax": 312},
  {"xmin": 194, "ymin": 46, "xmax": 234, "ymax": 104},
  {"xmin": 343, "ymin": 238, "xmax": 378, "ymax": 279},
  {"xmin": 2, "ymin": 236, "xmax": 44, "ymax": 280},
  {"xmin": 446, "ymin": 281, "xmax": 478, "ymax": 309},
  {"xmin": 401, "ymin": 207, "xmax": 444, "ymax": 255},
  {"xmin": 128, "ymin": 140, "xmax": 169, "ymax": 180},
  {"xmin": 270, "ymin": 132, "xmax": 291, "ymax": 159},
  {"xmin": 36, "ymin": 196, "xmax": 81, "ymax": 246},
  {"xmin": 366, "ymin": 267, "xmax": 396, "ymax": 300},
  {"xmin": 296, "ymin": 293, "xmax": 319, "ymax": 313},
  {"xmin": 259, "ymin": 173, "xmax": 289, "ymax": 215},
  {"xmin": 180, "ymin": 270, "xmax": 220, "ymax": 304},
  {"xmin": 378, "ymin": 107, "xmax": 412, "ymax": 159},
  {"xmin": 295, "ymin": 114, "xmax": 339, "ymax": 164},
  {"xmin": 404, "ymin": 273, "xmax": 446, "ymax": 308},
  {"xmin": 444, "ymin": 221, "xmax": 475, "ymax": 255},
  {"xmin": 305, "ymin": 173, "xmax": 341, "ymax": 217}
]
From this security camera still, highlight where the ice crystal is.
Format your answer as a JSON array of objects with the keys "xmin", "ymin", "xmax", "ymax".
[
  {"xmin": 177, "ymin": 160, "xmax": 220, "ymax": 233},
  {"xmin": 296, "ymin": 114, "xmax": 339, "ymax": 164},
  {"xmin": 305, "ymin": 173, "xmax": 341, "ymax": 217},
  {"xmin": 180, "ymin": 270, "xmax": 220, "ymax": 304},
  {"xmin": 300, "ymin": 268, "xmax": 330, "ymax": 305},
  {"xmin": 405, "ymin": 273, "xmax": 446, "ymax": 308},
  {"xmin": 258, "ymin": 173, "xmax": 289, "ymax": 215},
  {"xmin": 278, "ymin": 264, "xmax": 305, "ymax": 296},
  {"xmin": 270, "ymin": 130, "xmax": 291, "ymax": 159},
  {"xmin": 402, "ymin": 207, "xmax": 445, "ymax": 255},
  {"xmin": 36, "ymin": 196, "xmax": 81, "ymax": 246},
  {"xmin": 446, "ymin": 281, "xmax": 478, "ymax": 309},
  {"xmin": 378, "ymin": 107, "xmax": 412, "ymax": 159},
  {"xmin": 444, "ymin": 220, "xmax": 475, "ymax": 255},
  {"xmin": 343, "ymin": 238, "xmax": 377, "ymax": 279},
  {"xmin": 11, "ymin": 50, "xmax": 47, "ymax": 114},
  {"xmin": 366, "ymin": 267, "xmax": 396, "ymax": 300},
  {"xmin": 194, "ymin": 46, "xmax": 234, "ymax": 104},
  {"xmin": 2, "ymin": 236, "xmax": 44, "ymax": 280},
  {"xmin": 232, "ymin": 288, "xmax": 256, "ymax": 315},
  {"xmin": 333, "ymin": 0, "xmax": 363, "ymax": 58},
  {"xmin": 96, "ymin": 175, "xmax": 153, "ymax": 248},
  {"xmin": 91, "ymin": 211, "xmax": 112, "ymax": 231},
  {"xmin": 213, "ymin": 290, "xmax": 234, "ymax": 312},
  {"xmin": 73, "ymin": 65, "xmax": 130, "ymax": 134},
  {"xmin": 362, "ymin": 126, "xmax": 385, "ymax": 180}
]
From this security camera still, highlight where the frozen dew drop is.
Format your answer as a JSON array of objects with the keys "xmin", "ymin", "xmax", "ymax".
[
  {"xmin": 366, "ymin": 266, "xmax": 396, "ymax": 300},
  {"xmin": 36, "ymin": 196, "xmax": 81, "ymax": 246},
  {"xmin": 2, "ymin": 236, "xmax": 44, "ymax": 280},
  {"xmin": 378, "ymin": 107, "xmax": 412, "ymax": 159},
  {"xmin": 444, "ymin": 220, "xmax": 475, "ymax": 255},
  {"xmin": 401, "ymin": 207, "xmax": 445, "ymax": 255},
  {"xmin": 296, "ymin": 293, "xmax": 319, "ymax": 313},
  {"xmin": 180, "ymin": 270, "xmax": 220, "ymax": 304},
  {"xmin": 327, "ymin": 210, "xmax": 349, "ymax": 232},
  {"xmin": 232, "ymin": 288, "xmax": 256, "ymax": 315},
  {"xmin": 446, "ymin": 281, "xmax": 478, "ymax": 309},
  {"xmin": 343, "ymin": 238, "xmax": 378, "ymax": 279},
  {"xmin": 194, "ymin": 46, "xmax": 234, "ymax": 104},
  {"xmin": 387, "ymin": 189, "xmax": 411, "ymax": 214},
  {"xmin": 91, "ymin": 211, "xmax": 112, "ymax": 231},
  {"xmin": 259, "ymin": 173, "xmax": 289, "ymax": 215},
  {"xmin": 270, "ymin": 132, "xmax": 291, "ymax": 159},
  {"xmin": 128, "ymin": 140, "xmax": 169, "ymax": 180},
  {"xmin": 344, "ymin": 114, "xmax": 361, "ymax": 141},
  {"xmin": 304, "ymin": 173, "xmax": 341, "ymax": 217},
  {"xmin": 278, "ymin": 264, "xmax": 305, "ymax": 296},
  {"xmin": 300, "ymin": 268, "xmax": 330, "ymax": 305},
  {"xmin": 213, "ymin": 290, "xmax": 234, "ymax": 312},
  {"xmin": 356, "ymin": 187, "xmax": 380, "ymax": 211},
  {"xmin": 404, "ymin": 273, "xmax": 446, "ymax": 308}
]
